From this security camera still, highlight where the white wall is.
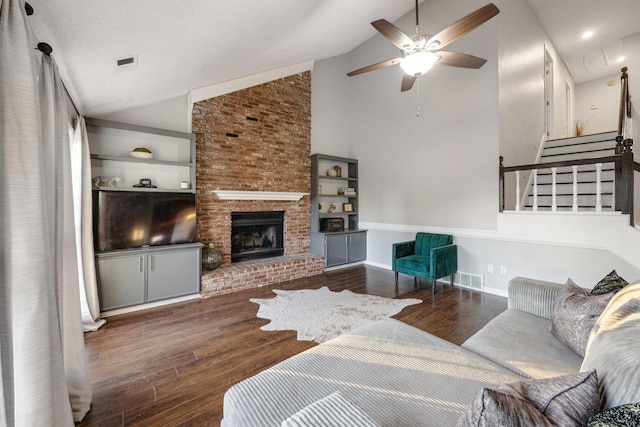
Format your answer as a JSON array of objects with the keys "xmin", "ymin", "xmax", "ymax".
[{"xmin": 574, "ymin": 74, "xmax": 620, "ymax": 135}]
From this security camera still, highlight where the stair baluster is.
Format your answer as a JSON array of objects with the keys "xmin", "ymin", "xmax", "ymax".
[
  {"xmin": 551, "ymin": 167, "xmax": 557, "ymax": 212},
  {"xmin": 515, "ymin": 170, "xmax": 521, "ymax": 212},
  {"xmin": 532, "ymin": 169, "xmax": 538, "ymax": 211},
  {"xmin": 572, "ymin": 165, "xmax": 578, "ymax": 212},
  {"xmin": 596, "ymin": 163, "xmax": 602, "ymax": 212}
]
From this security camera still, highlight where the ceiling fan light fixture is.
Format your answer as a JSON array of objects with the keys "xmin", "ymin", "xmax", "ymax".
[{"xmin": 400, "ymin": 51, "xmax": 439, "ymax": 76}]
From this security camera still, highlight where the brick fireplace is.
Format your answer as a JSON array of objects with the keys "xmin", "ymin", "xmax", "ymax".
[{"xmin": 192, "ymin": 71, "xmax": 323, "ymax": 296}]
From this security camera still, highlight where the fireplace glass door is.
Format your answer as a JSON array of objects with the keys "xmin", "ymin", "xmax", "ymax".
[{"xmin": 231, "ymin": 211, "xmax": 284, "ymax": 262}]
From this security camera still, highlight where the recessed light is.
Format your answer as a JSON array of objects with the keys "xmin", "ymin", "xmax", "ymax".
[
  {"xmin": 582, "ymin": 30, "xmax": 594, "ymax": 39},
  {"xmin": 616, "ymin": 56, "xmax": 625, "ymax": 62}
]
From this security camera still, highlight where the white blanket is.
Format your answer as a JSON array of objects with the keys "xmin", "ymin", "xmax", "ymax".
[{"xmin": 222, "ymin": 318, "xmax": 522, "ymax": 427}]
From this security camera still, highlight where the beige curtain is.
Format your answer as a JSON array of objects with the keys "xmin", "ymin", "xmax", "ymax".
[{"xmin": 0, "ymin": 0, "xmax": 92, "ymax": 424}]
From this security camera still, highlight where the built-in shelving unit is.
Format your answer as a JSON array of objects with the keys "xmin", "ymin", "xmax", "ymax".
[
  {"xmin": 88, "ymin": 118, "xmax": 202, "ymax": 312},
  {"xmin": 87, "ymin": 118, "xmax": 196, "ymax": 193},
  {"xmin": 310, "ymin": 154, "xmax": 366, "ymax": 268}
]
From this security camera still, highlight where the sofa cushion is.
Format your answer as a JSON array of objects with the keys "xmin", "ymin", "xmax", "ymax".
[
  {"xmin": 395, "ymin": 255, "xmax": 430, "ymax": 273},
  {"xmin": 462, "ymin": 308, "xmax": 583, "ymax": 379},
  {"xmin": 591, "ymin": 270, "xmax": 629, "ymax": 295},
  {"xmin": 457, "ymin": 370, "xmax": 600, "ymax": 427},
  {"xmin": 282, "ymin": 391, "xmax": 380, "ymax": 427},
  {"xmin": 550, "ymin": 279, "xmax": 613, "ymax": 357},
  {"xmin": 581, "ymin": 282, "xmax": 640, "ymax": 409}
]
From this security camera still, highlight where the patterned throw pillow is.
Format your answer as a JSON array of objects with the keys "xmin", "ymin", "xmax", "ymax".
[
  {"xmin": 591, "ymin": 270, "xmax": 629, "ymax": 295},
  {"xmin": 550, "ymin": 279, "xmax": 613, "ymax": 357},
  {"xmin": 456, "ymin": 370, "xmax": 600, "ymax": 427}
]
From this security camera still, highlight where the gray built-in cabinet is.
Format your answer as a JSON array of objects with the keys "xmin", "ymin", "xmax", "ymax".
[
  {"xmin": 87, "ymin": 118, "xmax": 202, "ymax": 311},
  {"xmin": 95, "ymin": 244, "xmax": 202, "ymax": 311},
  {"xmin": 310, "ymin": 154, "xmax": 367, "ymax": 268}
]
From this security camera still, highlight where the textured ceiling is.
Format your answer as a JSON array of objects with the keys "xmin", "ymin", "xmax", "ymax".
[
  {"xmin": 26, "ymin": 0, "xmax": 423, "ymax": 116},
  {"xmin": 25, "ymin": 0, "xmax": 640, "ymax": 115}
]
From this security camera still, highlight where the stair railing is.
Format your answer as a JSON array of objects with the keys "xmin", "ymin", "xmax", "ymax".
[{"xmin": 500, "ymin": 68, "xmax": 635, "ymax": 226}]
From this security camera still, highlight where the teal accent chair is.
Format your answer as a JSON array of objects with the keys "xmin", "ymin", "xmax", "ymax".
[{"xmin": 392, "ymin": 232, "xmax": 457, "ymax": 294}]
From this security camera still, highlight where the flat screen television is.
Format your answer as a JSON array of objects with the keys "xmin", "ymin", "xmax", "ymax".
[{"xmin": 93, "ymin": 191, "xmax": 197, "ymax": 251}]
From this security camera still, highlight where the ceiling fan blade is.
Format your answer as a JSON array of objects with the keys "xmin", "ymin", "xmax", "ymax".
[
  {"xmin": 347, "ymin": 58, "xmax": 402, "ymax": 77},
  {"xmin": 436, "ymin": 51, "xmax": 487, "ymax": 69},
  {"xmin": 401, "ymin": 74, "xmax": 417, "ymax": 92},
  {"xmin": 371, "ymin": 19, "xmax": 415, "ymax": 50},
  {"xmin": 428, "ymin": 3, "xmax": 499, "ymax": 50}
]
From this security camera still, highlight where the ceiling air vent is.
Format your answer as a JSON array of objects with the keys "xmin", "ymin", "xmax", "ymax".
[{"xmin": 116, "ymin": 54, "xmax": 138, "ymax": 70}]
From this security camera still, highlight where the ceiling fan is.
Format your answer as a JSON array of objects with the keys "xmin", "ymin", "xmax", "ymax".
[{"xmin": 347, "ymin": 1, "xmax": 500, "ymax": 92}]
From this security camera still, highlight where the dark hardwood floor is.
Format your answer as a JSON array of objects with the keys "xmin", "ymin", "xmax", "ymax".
[{"xmin": 78, "ymin": 264, "xmax": 507, "ymax": 426}]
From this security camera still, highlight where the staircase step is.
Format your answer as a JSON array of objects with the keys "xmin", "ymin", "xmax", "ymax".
[
  {"xmin": 545, "ymin": 131, "xmax": 618, "ymax": 148},
  {"xmin": 541, "ymin": 148, "xmax": 616, "ymax": 162},
  {"xmin": 542, "ymin": 140, "xmax": 617, "ymax": 156}
]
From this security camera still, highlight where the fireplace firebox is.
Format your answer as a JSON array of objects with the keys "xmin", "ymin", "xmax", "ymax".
[{"xmin": 231, "ymin": 211, "xmax": 284, "ymax": 262}]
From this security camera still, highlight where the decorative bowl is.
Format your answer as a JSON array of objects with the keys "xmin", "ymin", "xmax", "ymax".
[{"xmin": 130, "ymin": 148, "xmax": 153, "ymax": 159}]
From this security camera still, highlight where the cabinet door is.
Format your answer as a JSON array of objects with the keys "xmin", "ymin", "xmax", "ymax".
[
  {"xmin": 347, "ymin": 232, "xmax": 367, "ymax": 263},
  {"xmin": 96, "ymin": 255, "xmax": 145, "ymax": 311},
  {"xmin": 325, "ymin": 234, "xmax": 348, "ymax": 267},
  {"xmin": 146, "ymin": 249, "xmax": 200, "ymax": 302}
]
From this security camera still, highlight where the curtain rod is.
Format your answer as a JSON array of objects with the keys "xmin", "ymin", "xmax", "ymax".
[{"xmin": 26, "ymin": 2, "xmax": 81, "ymax": 117}]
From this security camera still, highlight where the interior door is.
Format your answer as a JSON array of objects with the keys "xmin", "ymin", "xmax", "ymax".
[{"xmin": 544, "ymin": 47, "xmax": 554, "ymax": 138}]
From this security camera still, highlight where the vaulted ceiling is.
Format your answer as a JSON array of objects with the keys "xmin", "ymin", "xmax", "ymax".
[{"xmin": 25, "ymin": 0, "xmax": 639, "ymax": 116}]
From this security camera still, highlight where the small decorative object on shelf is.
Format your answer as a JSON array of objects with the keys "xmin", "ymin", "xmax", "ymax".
[
  {"xmin": 202, "ymin": 243, "xmax": 223, "ymax": 271},
  {"xmin": 133, "ymin": 178, "xmax": 157, "ymax": 188},
  {"xmin": 343, "ymin": 203, "xmax": 354, "ymax": 212},
  {"xmin": 327, "ymin": 168, "xmax": 337, "ymax": 177},
  {"xmin": 329, "ymin": 202, "xmax": 337, "ymax": 213},
  {"xmin": 92, "ymin": 176, "xmax": 121, "ymax": 188},
  {"xmin": 130, "ymin": 147, "xmax": 153, "ymax": 159},
  {"xmin": 333, "ymin": 165, "xmax": 342, "ymax": 177}
]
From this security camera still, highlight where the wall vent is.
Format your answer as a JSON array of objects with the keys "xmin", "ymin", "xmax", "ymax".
[
  {"xmin": 454, "ymin": 272, "xmax": 484, "ymax": 291},
  {"xmin": 116, "ymin": 54, "xmax": 138, "ymax": 70}
]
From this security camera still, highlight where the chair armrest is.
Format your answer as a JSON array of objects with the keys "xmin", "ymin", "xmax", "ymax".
[
  {"xmin": 431, "ymin": 244, "xmax": 457, "ymax": 278},
  {"xmin": 392, "ymin": 240, "xmax": 415, "ymax": 270},
  {"xmin": 508, "ymin": 276, "xmax": 564, "ymax": 320}
]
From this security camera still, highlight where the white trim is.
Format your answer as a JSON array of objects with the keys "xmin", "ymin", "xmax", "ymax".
[
  {"xmin": 101, "ymin": 293, "xmax": 201, "ymax": 317},
  {"xmin": 359, "ymin": 214, "xmax": 612, "ymax": 250},
  {"xmin": 364, "ymin": 260, "xmax": 390, "ymax": 270},
  {"xmin": 482, "ymin": 286, "xmax": 508, "ymax": 298},
  {"xmin": 212, "ymin": 190, "xmax": 308, "ymax": 201}
]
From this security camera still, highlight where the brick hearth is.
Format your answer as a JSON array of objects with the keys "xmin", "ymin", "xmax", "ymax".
[{"xmin": 193, "ymin": 71, "xmax": 322, "ymax": 296}]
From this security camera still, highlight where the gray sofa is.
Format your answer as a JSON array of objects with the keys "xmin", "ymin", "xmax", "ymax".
[{"xmin": 222, "ymin": 277, "xmax": 640, "ymax": 426}]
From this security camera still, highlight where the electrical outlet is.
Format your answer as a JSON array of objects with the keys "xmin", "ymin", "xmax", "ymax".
[
  {"xmin": 500, "ymin": 266, "xmax": 507, "ymax": 275},
  {"xmin": 487, "ymin": 264, "xmax": 494, "ymax": 273}
]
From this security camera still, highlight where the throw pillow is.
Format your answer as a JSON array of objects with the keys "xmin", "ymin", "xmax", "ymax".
[
  {"xmin": 550, "ymin": 279, "xmax": 613, "ymax": 357},
  {"xmin": 282, "ymin": 391, "xmax": 380, "ymax": 427},
  {"xmin": 591, "ymin": 270, "xmax": 629, "ymax": 295},
  {"xmin": 456, "ymin": 370, "xmax": 600, "ymax": 427},
  {"xmin": 586, "ymin": 402, "xmax": 640, "ymax": 426},
  {"xmin": 581, "ymin": 282, "xmax": 640, "ymax": 409}
]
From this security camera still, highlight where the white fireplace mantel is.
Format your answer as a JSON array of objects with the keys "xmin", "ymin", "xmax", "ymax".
[{"xmin": 212, "ymin": 190, "xmax": 308, "ymax": 201}]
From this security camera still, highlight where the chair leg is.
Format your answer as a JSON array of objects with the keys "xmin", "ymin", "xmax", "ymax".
[
  {"xmin": 395, "ymin": 271, "xmax": 398, "ymax": 286},
  {"xmin": 432, "ymin": 279, "xmax": 436, "ymax": 294},
  {"xmin": 414, "ymin": 276, "xmax": 417, "ymax": 288},
  {"xmin": 450, "ymin": 274, "xmax": 455, "ymax": 288}
]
